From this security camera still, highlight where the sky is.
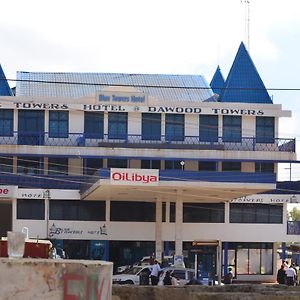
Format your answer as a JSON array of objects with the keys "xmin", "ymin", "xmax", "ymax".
[{"xmin": 0, "ymin": 0, "xmax": 300, "ymax": 181}]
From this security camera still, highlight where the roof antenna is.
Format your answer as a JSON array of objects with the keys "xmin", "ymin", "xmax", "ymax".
[{"xmin": 241, "ymin": 0, "xmax": 250, "ymax": 52}]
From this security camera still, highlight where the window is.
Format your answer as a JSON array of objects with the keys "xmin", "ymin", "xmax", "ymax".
[
  {"xmin": 17, "ymin": 156, "xmax": 43, "ymax": 175},
  {"xmin": 141, "ymin": 160, "xmax": 161, "ymax": 169},
  {"xmin": 223, "ymin": 116, "xmax": 241, "ymax": 142},
  {"xmin": 107, "ymin": 159, "xmax": 127, "ymax": 168},
  {"xmin": 83, "ymin": 158, "xmax": 103, "ymax": 175},
  {"xmin": 222, "ymin": 161, "xmax": 241, "ymax": 171},
  {"xmin": 0, "ymin": 156, "xmax": 13, "ymax": 174},
  {"xmin": 110, "ymin": 201, "xmax": 155, "ymax": 222},
  {"xmin": 165, "ymin": 114, "xmax": 184, "ymax": 141},
  {"xmin": 183, "ymin": 203, "xmax": 224, "ymax": 223},
  {"xmin": 84, "ymin": 111, "xmax": 104, "ymax": 138},
  {"xmin": 142, "ymin": 113, "xmax": 161, "ymax": 140},
  {"xmin": 198, "ymin": 161, "xmax": 217, "ymax": 171},
  {"xmin": 17, "ymin": 199, "xmax": 45, "ymax": 220},
  {"xmin": 0, "ymin": 109, "xmax": 13, "ymax": 136},
  {"xmin": 162, "ymin": 202, "xmax": 166, "ymax": 222},
  {"xmin": 230, "ymin": 203, "xmax": 283, "ymax": 224},
  {"xmin": 199, "ymin": 115, "xmax": 218, "ymax": 142},
  {"xmin": 255, "ymin": 163, "xmax": 274, "ymax": 173},
  {"xmin": 170, "ymin": 202, "xmax": 176, "ymax": 223},
  {"xmin": 48, "ymin": 157, "xmax": 68, "ymax": 175},
  {"xmin": 49, "ymin": 200, "xmax": 105, "ymax": 221},
  {"xmin": 256, "ymin": 117, "xmax": 274, "ymax": 143},
  {"xmin": 165, "ymin": 160, "xmax": 182, "ymax": 170},
  {"xmin": 49, "ymin": 111, "xmax": 69, "ymax": 138},
  {"xmin": 108, "ymin": 112, "xmax": 127, "ymax": 139}
]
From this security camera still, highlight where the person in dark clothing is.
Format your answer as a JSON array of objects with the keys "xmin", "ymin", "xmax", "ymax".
[
  {"xmin": 277, "ymin": 265, "xmax": 286, "ymax": 284},
  {"xmin": 223, "ymin": 267, "xmax": 233, "ymax": 284},
  {"xmin": 163, "ymin": 271, "xmax": 172, "ymax": 285}
]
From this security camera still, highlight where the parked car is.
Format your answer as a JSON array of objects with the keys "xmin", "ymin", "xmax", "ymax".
[
  {"xmin": 112, "ymin": 266, "xmax": 151, "ymax": 285},
  {"xmin": 158, "ymin": 267, "xmax": 195, "ymax": 286}
]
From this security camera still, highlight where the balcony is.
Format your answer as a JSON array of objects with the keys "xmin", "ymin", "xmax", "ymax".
[
  {"xmin": 287, "ymin": 221, "xmax": 300, "ymax": 235},
  {"xmin": 0, "ymin": 132, "xmax": 295, "ymax": 152}
]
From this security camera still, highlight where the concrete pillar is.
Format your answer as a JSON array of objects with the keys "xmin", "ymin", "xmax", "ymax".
[
  {"xmin": 155, "ymin": 198, "xmax": 163, "ymax": 261},
  {"xmin": 224, "ymin": 202, "xmax": 230, "ymax": 224},
  {"xmin": 217, "ymin": 240, "xmax": 222, "ymax": 285},
  {"xmin": 175, "ymin": 190, "xmax": 183, "ymax": 255}
]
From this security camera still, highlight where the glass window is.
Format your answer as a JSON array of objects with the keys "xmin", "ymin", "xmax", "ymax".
[
  {"xmin": 162, "ymin": 202, "xmax": 166, "ymax": 222},
  {"xmin": 0, "ymin": 109, "xmax": 13, "ymax": 136},
  {"xmin": 141, "ymin": 160, "xmax": 161, "ymax": 169},
  {"xmin": 17, "ymin": 156, "xmax": 43, "ymax": 175},
  {"xmin": 84, "ymin": 111, "xmax": 104, "ymax": 139},
  {"xmin": 183, "ymin": 203, "xmax": 224, "ymax": 223},
  {"xmin": 17, "ymin": 199, "xmax": 45, "ymax": 220},
  {"xmin": 108, "ymin": 112, "xmax": 127, "ymax": 139},
  {"xmin": 83, "ymin": 158, "xmax": 103, "ymax": 175},
  {"xmin": 110, "ymin": 201, "xmax": 155, "ymax": 222},
  {"xmin": 256, "ymin": 117, "xmax": 274, "ymax": 143},
  {"xmin": 198, "ymin": 161, "xmax": 217, "ymax": 171},
  {"xmin": 261, "ymin": 248, "xmax": 273, "ymax": 274},
  {"xmin": 0, "ymin": 156, "xmax": 13, "ymax": 174},
  {"xmin": 165, "ymin": 114, "xmax": 184, "ymax": 141},
  {"xmin": 249, "ymin": 248, "xmax": 261, "ymax": 274},
  {"xmin": 223, "ymin": 116, "xmax": 241, "ymax": 142},
  {"xmin": 49, "ymin": 200, "xmax": 105, "ymax": 221},
  {"xmin": 222, "ymin": 161, "xmax": 241, "ymax": 171},
  {"xmin": 107, "ymin": 159, "xmax": 127, "ymax": 168},
  {"xmin": 236, "ymin": 248, "xmax": 249, "ymax": 275},
  {"xmin": 49, "ymin": 111, "xmax": 69, "ymax": 138},
  {"xmin": 165, "ymin": 160, "xmax": 182, "ymax": 170},
  {"xmin": 230, "ymin": 204, "xmax": 283, "ymax": 224},
  {"xmin": 255, "ymin": 163, "xmax": 274, "ymax": 173},
  {"xmin": 199, "ymin": 115, "xmax": 218, "ymax": 142},
  {"xmin": 170, "ymin": 202, "xmax": 176, "ymax": 223},
  {"xmin": 48, "ymin": 157, "xmax": 68, "ymax": 175},
  {"xmin": 142, "ymin": 113, "xmax": 161, "ymax": 140}
]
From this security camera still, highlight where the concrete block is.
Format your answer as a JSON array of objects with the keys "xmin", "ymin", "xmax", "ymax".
[{"xmin": 0, "ymin": 258, "xmax": 113, "ymax": 300}]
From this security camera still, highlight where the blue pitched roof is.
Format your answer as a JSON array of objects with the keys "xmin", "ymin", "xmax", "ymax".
[
  {"xmin": 219, "ymin": 42, "xmax": 272, "ymax": 104},
  {"xmin": 0, "ymin": 65, "xmax": 12, "ymax": 96},
  {"xmin": 16, "ymin": 72, "xmax": 215, "ymax": 102},
  {"xmin": 210, "ymin": 65, "xmax": 225, "ymax": 96}
]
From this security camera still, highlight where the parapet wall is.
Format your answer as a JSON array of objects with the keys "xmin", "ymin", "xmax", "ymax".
[
  {"xmin": 0, "ymin": 258, "xmax": 113, "ymax": 300},
  {"xmin": 112, "ymin": 284, "xmax": 300, "ymax": 300}
]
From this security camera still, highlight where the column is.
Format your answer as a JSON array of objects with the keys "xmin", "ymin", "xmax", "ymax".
[
  {"xmin": 175, "ymin": 190, "xmax": 183, "ymax": 255},
  {"xmin": 223, "ymin": 241, "xmax": 228, "ymax": 275},
  {"xmin": 155, "ymin": 198, "xmax": 163, "ymax": 261},
  {"xmin": 217, "ymin": 240, "xmax": 222, "ymax": 285},
  {"xmin": 224, "ymin": 202, "xmax": 230, "ymax": 224},
  {"xmin": 282, "ymin": 242, "xmax": 287, "ymax": 261}
]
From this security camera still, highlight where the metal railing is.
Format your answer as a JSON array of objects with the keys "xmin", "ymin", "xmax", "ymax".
[{"xmin": 0, "ymin": 132, "xmax": 295, "ymax": 152}]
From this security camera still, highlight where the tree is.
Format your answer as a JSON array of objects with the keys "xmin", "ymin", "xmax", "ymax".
[{"xmin": 288, "ymin": 207, "xmax": 300, "ymax": 221}]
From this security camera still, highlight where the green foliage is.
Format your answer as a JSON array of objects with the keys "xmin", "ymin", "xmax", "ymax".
[{"xmin": 289, "ymin": 207, "xmax": 300, "ymax": 221}]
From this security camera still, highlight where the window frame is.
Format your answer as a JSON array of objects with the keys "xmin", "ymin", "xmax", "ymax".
[{"xmin": 49, "ymin": 111, "xmax": 69, "ymax": 138}]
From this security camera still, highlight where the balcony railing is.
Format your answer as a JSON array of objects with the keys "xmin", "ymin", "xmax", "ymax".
[
  {"xmin": 0, "ymin": 132, "xmax": 295, "ymax": 152},
  {"xmin": 287, "ymin": 221, "xmax": 300, "ymax": 235}
]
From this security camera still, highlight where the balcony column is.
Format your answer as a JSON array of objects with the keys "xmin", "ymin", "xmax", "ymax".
[
  {"xmin": 175, "ymin": 189, "xmax": 183, "ymax": 255},
  {"xmin": 155, "ymin": 197, "xmax": 163, "ymax": 261}
]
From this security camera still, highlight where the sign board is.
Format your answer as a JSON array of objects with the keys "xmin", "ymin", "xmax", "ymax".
[
  {"xmin": 110, "ymin": 168, "xmax": 159, "ymax": 186},
  {"xmin": 231, "ymin": 194, "xmax": 300, "ymax": 204},
  {"xmin": 0, "ymin": 185, "xmax": 17, "ymax": 198}
]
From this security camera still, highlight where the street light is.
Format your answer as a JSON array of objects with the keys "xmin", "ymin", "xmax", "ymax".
[{"xmin": 180, "ymin": 161, "xmax": 185, "ymax": 171}]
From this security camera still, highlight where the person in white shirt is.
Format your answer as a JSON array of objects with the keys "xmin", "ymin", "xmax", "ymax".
[
  {"xmin": 286, "ymin": 265, "xmax": 296, "ymax": 286},
  {"xmin": 150, "ymin": 260, "xmax": 161, "ymax": 285}
]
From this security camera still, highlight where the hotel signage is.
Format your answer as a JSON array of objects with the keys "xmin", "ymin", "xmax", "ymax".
[
  {"xmin": 231, "ymin": 194, "xmax": 299, "ymax": 204},
  {"xmin": 110, "ymin": 168, "xmax": 159, "ymax": 186}
]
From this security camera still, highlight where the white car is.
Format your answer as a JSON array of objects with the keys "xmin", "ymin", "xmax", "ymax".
[{"xmin": 112, "ymin": 266, "xmax": 151, "ymax": 285}]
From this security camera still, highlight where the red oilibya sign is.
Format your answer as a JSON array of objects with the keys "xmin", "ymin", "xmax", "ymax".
[
  {"xmin": 0, "ymin": 186, "xmax": 17, "ymax": 198},
  {"xmin": 110, "ymin": 168, "xmax": 159, "ymax": 186}
]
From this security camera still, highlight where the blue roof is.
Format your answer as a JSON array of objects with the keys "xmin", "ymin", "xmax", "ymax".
[
  {"xmin": 0, "ymin": 65, "xmax": 12, "ymax": 96},
  {"xmin": 210, "ymin": 65, "xmax": 225, "ymax": 96},
  {"xmin": 219, "ymin": 42, "xmax": 272, "ymax": 104},
  {"xmin": 16, "ymin": 72, "xmax": 215, "ymax": 102}
]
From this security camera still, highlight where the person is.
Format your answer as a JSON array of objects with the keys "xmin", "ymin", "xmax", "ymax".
[
  {"xmin": 150, "ymin": 259, "xmax": 161, "ymax": 285},
  {"xmin": 223, "ymin": 267, "xmax": 233, "ymax": 284},
  {"xmin": 163, "ymin": 271, "xmax": 172, "ymax": 285},
  {"xmin": 277, "ymin": 265, "xmax": 286, "ymax": 284},
  {"xmin": 286, "ymin": 264, "xmax": 296, "ymax": 286}
]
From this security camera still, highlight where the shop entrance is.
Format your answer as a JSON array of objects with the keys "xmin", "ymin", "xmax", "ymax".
[{"xmin": 0, "ymin": 202, "xmax": 12, "ymax": 237}]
